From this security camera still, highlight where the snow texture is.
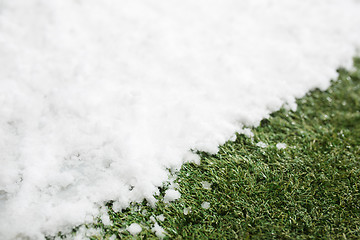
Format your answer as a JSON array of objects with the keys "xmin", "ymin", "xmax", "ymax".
[
  {"xmin": 164, "ymin": 189, "xmax": 181, "ymax": 203},
  {"xmin": 100, "ymin": 214, "xmax": 112, "ymax": 226},
  {"xmin": 201, "ymin": 202, "xmax": 211, "ymax": 210},
  {"xmin": 150, "ymin": 216, "xmax": 166, "ymax": 238},
  {"xmin": 201, "ymin": 181, "xmax": 212, "ymax": 190},
  {"xmin": 183, "ymin": 207, "xmax": 192, "ymax": 215},
  {"xmin": 151, "ymin": 222, "xmax": 166, "ymax": 239},
  {"xmin": 276, "ymin": 143, "xmax": 287, "ymax": 149},
  {"xmin": 126, "ymin": 223, "xmax": 142, "ymax": 236},
  {"xmin": 256, "ymin": 141, "xmax": 268, "ymax": 148},
  {"xmin": 0, "ymin": 0, "xmax": 360, "ymax": 239},
  {"xmin": 156, "ymin": 214, "xmax": 165, "ymax": 222}
]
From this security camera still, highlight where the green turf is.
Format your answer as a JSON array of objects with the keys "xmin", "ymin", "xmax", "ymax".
[{"xmin": 84, "ymin": 58, "xmax": 360, "ymax": 240}]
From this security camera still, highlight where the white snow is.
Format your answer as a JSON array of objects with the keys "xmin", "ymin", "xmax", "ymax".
[
  {"xmin": 1, "ymin": 0, "xmax": 360, "ymax": 239},
  {"xmin": 156, "ymin": 214, "xmax": 165, "ymax": 222},
  {"xmin": 127, "ymin": 223, "xmax": 142, "ymax": 236},
  {"xmin": 100, "ymin": 214, "xmax": 112, "ymax": 226},
  {"xmin": 164, "ymin": 189, "xmax": 181, "ymax": 203},
  {"xmin": 109, "ymin": 235, "xmax": 116, "ymax": 240},
  {"xmin": 256, "ymin": 141, "xmax": 268, "ymax": 148},
  {"xmin": 183, "ymin": 207, "xmax": 192, "ymax": 215},
  {"xmin": 99, "ymin": 207, "xmax": 112, "ymax": 226},
  {"xmin": 201, "ymin": 181, "xmax": 212, "ymax": 190},
  {"xmin": 151, "ymin": 222, "xmax": 166, "ymax": 239},
  {"xmin": 150, "ymin": 216, "xmax": 166, "ymax": 238},
  {"xmin": 71, "ymin": 226, "xmax": 102, "ymax": 240},
  {"xmin": 201, "ymin": 202, "xmax": 211, "ymax": 210},
  {"xmin": 276, "ymin": 143, "xmax": 287, "ymax": 150}
]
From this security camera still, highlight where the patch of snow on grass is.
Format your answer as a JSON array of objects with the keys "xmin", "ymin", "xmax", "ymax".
[
  {"xmin": 156, "ymin": 214, "xmax": 165, "ymax": 222},
  {"xmin": 201, "ymin": 202, "xmax": 211, "ymax": 209},
  {"xmin": 276, "ymin": 143, "xmax": 287, "ymax": 150},
  {"xmin": 72, "ymin": 226, "xmax": 102, "ymax": 240},
  {"xmin": 109, "ymin": 235, "xmax": 116, "ymax": 240},
  {"xmin": 201, "ymin": 181, "xmax": 212, "ymax": 190},
  {"xmin": 183, "ymin": 207, "xmax": 192, "ymax": 215},
  {"xmin": 1, "ymin": 0, "xmax": 360, "ymax": 238},
  {"xmin": 127, "ymin": 223, "xmax": 142, "ymax": 236},
  {"xmin": 100, "ymin": 214, "xmax": 112, "ymax": 226},
  {"xmin": 164, "ymin": 189, "xmax": 181, "ymax": 203},
  {"xmin": 150, "ymin": 216, "xmax": 166, "ymax": 238},
  {"xmin": 152, "ymin": 222, "xmax": 166, "ymax": 239},
  {"xmin": 256, "ymin": 142, "xmax": 268, "ymax": 148}
]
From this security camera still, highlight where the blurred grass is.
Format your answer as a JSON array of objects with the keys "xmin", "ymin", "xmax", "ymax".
[{"xmin": 85, "ymin": 57, "xmax": 360, "ymax": 239}]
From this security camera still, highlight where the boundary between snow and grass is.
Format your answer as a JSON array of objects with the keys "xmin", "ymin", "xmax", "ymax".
[{"xmin": 55, "ymin": 58, "xmax": 360, "ymax": 239}]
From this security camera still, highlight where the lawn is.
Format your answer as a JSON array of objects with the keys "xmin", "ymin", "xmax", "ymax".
[{"xmin": 73, "ymin": 57, "xmax": 360, "ymax": 239}]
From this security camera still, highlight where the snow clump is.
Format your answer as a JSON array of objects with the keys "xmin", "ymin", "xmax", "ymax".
[
  {"xmin": 152, "ymin": 222, "xmax": 166, "ymax": 239},
  {"xmin": 201, "ymin": 202, "xmax": 211, "ymax": 209},
  {"xmin": 156, "ymin": 214, "xmax": 165, "ymax": 222},
  {"xmin": 164, "ymin": 189, "xmax": 181, "ymax": 203},
  {"xmin": 276, "ymin": 143, "xmax": 287, "ymax": 150},
  {"xmin": 256, "ymin": 142, "xmax": 268, "ymax": 148},
  {"xmin": 127, "ymin": 223, "xmax": 142, "ymax": 236},
  {"xmin": 183, "ymin": 207, "xmax": 192, "ymax": 215},
  {"xmin": 201, "ymin": 181, "xmax": 212, "ymax": 190}
]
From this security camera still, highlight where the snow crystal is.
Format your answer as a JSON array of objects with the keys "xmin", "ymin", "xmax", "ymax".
[
  {"xmin": 152, "ymin": 222, "xmax": 166, "ymax": 239},
  {"xmin": 201, "ymin": 202, "xmax": 211, "ymax": 209},
  {"xmin": 150, "ymin": 216, "xmax": 166, "ymax": 238},
  {"xmin": 276, "ymin": 143, "xmax": 287, "ymax": 150},
  {"xmin": 201, "ymin": 181, "xmax": 212, "ymax": 190},
  {"xmin": 127, "ymin": 223, "xmax": 142, "ymax": 236},
  {"xmin": 1, "ymin": 0, "xmax": 360, "ymax": 238},
  {"xmin": 256, "ymin": 142, "xmax": 268, "ymax": 148},
  {"xmin": 164, "ymin": 189, "xmax": 181, "ymax": 203},
  {"xmin": 156, "ymin": 214, "xmax": 165, "ymax": 222},
  {"xmin": 183, "ymin": 207, "xmax": 192, "ymax": 215}
]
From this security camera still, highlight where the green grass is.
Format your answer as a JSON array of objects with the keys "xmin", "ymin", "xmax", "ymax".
[{"xmin": 83, "ymin": 58, "xmax": 360, "ymax": 239}]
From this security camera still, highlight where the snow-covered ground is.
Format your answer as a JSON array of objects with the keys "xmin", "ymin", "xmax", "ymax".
[{"xmin": 0, "ymin": 0, "xmax": 360, "ymax": 239}]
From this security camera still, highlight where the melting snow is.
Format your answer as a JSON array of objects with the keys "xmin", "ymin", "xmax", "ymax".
[{"xmin": 1, "ymin": 0, "xmax": 360, "ymax": 239}]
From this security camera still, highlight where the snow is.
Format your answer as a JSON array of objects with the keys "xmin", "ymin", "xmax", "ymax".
[
  {"xmin": 127, "ymin": 223, "xmax": 142, "ymax": 236},
  {"xmin": 183, "ymin": 207, "xmax": 192, "ymax": 215},
  {"xmin": 109, "ymin": 235, "xmax": 116, "ymax": 240},
  {"xmin": 150, "ymin": 216, "xmax": 166, "ymax": 238},
  {"xmin": 276, "ymin": 143, "xmax": 287, "ymax": 150},
  {"xmin": 201, "ymin": 202, "xmax": 211, "ymax": 209},
  {"xmin": 0, "ymin": 0, "xmax": 360, "ymax": 239},
  {"xmin": 201, "ymin": 181, "xmax": 212, "ymax": 190},
  {"xmin": 71, "ymin": 226, "xmax": 101, "ymax": 240},
  {"xmin": 164, "ymin": 189, "xmax": 181, "ymax": 203},
  {"xmin": 156, "ymin": 214, "xmax": 165, "ymax": 222},
  {"xmin": 100, "ymin": 214, "xmax": 112, "ymax": 226},
  {"xmin": 151, "ymin": 222, "xmax": 166, "ymax": 239},
  {"xmin": 256, "ymin": 142, "xmax": 268, "ymax": 148}
]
